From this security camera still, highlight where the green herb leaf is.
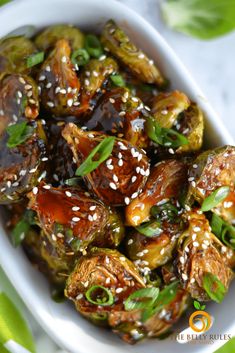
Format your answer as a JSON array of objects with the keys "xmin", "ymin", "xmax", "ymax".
[
  {"xmin": 142, "ymin": 281, "xmax": 179, "ymax": 321},
  {"xmin": 0, "ymin": 292, "xmax": 36, "ymax": 353},
  {"xmin": 161, "ymin": 0, "xmax": 235, "ymax": 40},
  {"xmin": 193, "ymin": 300, "xmax": 201, "ymax": 310},
  {"xmin": 202, "ymin": 273, "xmax": 227, "ymax": 303},
  {"xmin": 85, "ymin": 285, "xmax": 114, "ymax": 306},
  {"xmin": 201, "ymin": 186, "xmax": 230, "ymax": 212},
  {"xmin": 6, "ymin": 121, "xmax": 34, "ymax": 148},
  {"xmin": 201, "ymin": 305, "xmax": 206, "ymax": 310},
  {"xmin": 135, "ymin": 220, "xmax": 163, "ymax": 237},
  {"xmin": 75, "ymin": 136, "xmax": 115, "ymax": 177},
  {"xmin": 211, "ymin": 213, "xmax": 235, "ymax": 249},
  {"xmin": 71, "ymin": 48, "xmax": 90, "ymax": 66},
  {"xmin": 146, "ymin": 116, "xmax": 188, "ymax": 148},
  {"xmin": 124, "ymin": 287, "xmax": 159, "ymax": 311},
  {"xmin": 85, "ymin": 34, "xmax": 103, "ymax": 58},
  {"xmin": 110, "ymin": 74, "xmax": 125, "ymax": 87},
  {"xmin": 27, "ymin": 52, "xmax": 44, "ymax": 68}
]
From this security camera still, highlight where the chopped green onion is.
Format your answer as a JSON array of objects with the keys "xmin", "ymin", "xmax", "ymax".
[
  {"xmin": 71, "ymin": 48, "xmax": 90, "ymax": 66},
  {"xmin": 211, "ymin": 213, "xmax": 235, "ymax": 249},
  {"xmin": 142, "ymin": 281, "xmax": 179, "ymax": 321},
  {"xmin": 124, "ymin": 287, "xmax": 159, "ymax": 311},
  {"xmin": 146, "ymin": 116, "xmax": 188, "ymax": 148},
  {"xmin": 135, "ymin": 220, "xmax": 162, "ymax": 237},
  {"xmin": 201, "ymin": 186, "xmax": 230, "ymax": 212},
  {"xmin": 27, "ymin": 51, "xmax": 44, "ymax": 68},
  {"xmin": 202, "ymin": 273, "xmax": 226, "ymax": 303},
  {"xmin": 6, "ymin": 121, "xmax": 34, "ymax": 148},
  {"xmin": 75, "ymin": 136, "xmax": 115, "ymax": 177},
  {"xmin": 85, "ymin": 285, "xmax": 114, "ymax": 306},
  {"xmin": 64, "ymin": 177, "xmax": 81, "ymax": 186},
  {"xmin": 110, "ymin": 74, "xmax": 125, "ymax": 87},
  {"xmin": 85, "ymin": 34, "xmax": 103, "ymax": 58},
  {"xmin": 151, "ymin": 202, "xmax": 178, "ymax": 222},
  {"xmin": 11, "ymin": 219, "xmax": 30, "ymax": 247},
  {"xmin": 145, "ymin": 272, "xmax": 162, "ymax": 287}
]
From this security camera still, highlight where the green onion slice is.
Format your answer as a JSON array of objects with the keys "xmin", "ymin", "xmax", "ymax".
[
  {"xmin": 142, "ymin": 281, "xmax": 179, "ymax": 321},
  {"xmin": 135, "ymin": 220, "xmax": 162, "ymax": 237},
  {"xmin": 124, "ymin": 287, "xmax": 159, "ymax": 311},
  {"xmin": 11, "ymin": 219, "xmax": 30, "ymax": 247},
  {"xmin": 85, "ymin": 285, "xmax": 114, "ymax": 306},
  {"xmin": 202, "ymin": 273, "xmax": 226, "ymax": 303},
  {"xmin": 27, "ymin": 51, "xmax": 44, "ymax": 68},
  {"xmin": 201, "ymin": 186, "xmax": 230, "ymax": 212},
  {"xmin": 6, "ymin": 121, "xmax": 34, "ymax": 148},
  {"xmin": 110, "ymin": 74, "xmax": 125, "ymax": 87},
  {"xmin": 211, "ymin": 213, "xmax": 235, "ymax": 249},
  {"xmin": 151, "ymin": 202, "xmax": 178, "ymax": 222},
  {"xmin": 64, "ymin": 177, "xmax": 81, "ymax": 186},
  {"xmin": 85, "ymin": 34, "xmax": 103, "ymax": 58},
  {"xmin": 71, "ymin": 48, "xmax": 90, "ymax": 66},
  {"xmin": 75, "ymin": 136, "xmax": 115, "ymax": 177},
  {"xmin": 146, "ymin": 116, "xmax": 188, "ymax": 148}
]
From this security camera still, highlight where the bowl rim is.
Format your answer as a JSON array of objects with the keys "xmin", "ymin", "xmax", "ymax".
[{"xmin": 0, "ymin": 1, "xmax": 234, "ymax": 353}]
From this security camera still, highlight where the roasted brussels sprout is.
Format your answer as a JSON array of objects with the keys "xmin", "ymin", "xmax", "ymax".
[
  {"xmin": 37, "ymin": 39, "xmax": 81, "ymax": 116},
  {"xmin": 35, "ymin": 24, "xmax": 84, "ymax": 51},
  {"xmin": 150, "ymin": 91, "xmax": 204, "ymax": 152},
  {"xmin": 125, "ymin": 159, "xmax": 188, "ymax": 226},
  {"xmin": 28, "ymin": 183, "xmax": 124, "ymax": 259},
  {"xmin": 86, "ymin": 87, "xmax": 149, "ymax": 148},
  {"xmin": 65, "ymin": 247, "xmax": 145, "ymax": 326},
  {"xmin": 0, "ymin": 36, "xmax": 37, "ymax": 77},
  {"xmin": 62, "ymin": 123, "xmax": 150, "ymax": 206},
  {"xmin": 177, "ymin": 211, "xmax": 234, "ymax": 301},
  {"xmin": 187, "ymin": 146, "xmax": 235, "ymax": 218},
  {"xmin": 101, "ymin": 20, "xmax": 166, "ymax": 87}
]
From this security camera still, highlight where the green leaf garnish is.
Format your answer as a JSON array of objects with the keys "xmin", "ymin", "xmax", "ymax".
[
  {"xmin": 193, "ymin": 300, "xmax": 201, "ymax": 310},
  {"xmin": 201, "ymin": 186, "xmax": 230, "ymax": 212},
  {"xmin": 142, "ymin": 281, "xmax": 179, "ymax": 321},
  {"xmin": 71, "ymin": 48, "xmax": 90, "ymax": 66},
  {"xmin": 75, "ymin": 136, "xmax": 115, "ymax": 177},
  {"xmin": 6, "ymin": 121, "xmax": 34, "ymax": 148},
  {"xmin": 124, "ymin": 287, "xmax": 159, "ymax": 311},
  {"xmin": 0, "ymin": 292, "xmax": 36, "ymax": 353},
  {"xmin": 85, "ymin": 285, "xmax": 114, "ymax": 306},
  {"xmin": 85, "ymin": 34, "xmax": 103, "ymax": 58},
  {"xmin": 146, "ymin": 116, "xmax": 188, "ymax": 148},
  {"xmin": 110, "ymin": 74, "xmax": 125, "ymax": 87},
  {"xmin": 210, "ymin": 213, "xmax": 235, "ymax": 249},
  {"xmin": 161, "ymin": 0, "xmax": 235, "ymax": 40},
  {"xmin": 135, "ymin": 220, "xmax": 162, "ymax": 237},
  {"xmin": 202, "ymin": 273, "xmax": 227, "ymax": 303},
  {"xmin": 27, "ymin": 51, "xmax": 44, "ymax": 68}
]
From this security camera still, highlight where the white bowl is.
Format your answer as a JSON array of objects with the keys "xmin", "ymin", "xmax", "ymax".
[{"xmin": 0, "ymin": 0, "xmax": 234, "ymax": 352}]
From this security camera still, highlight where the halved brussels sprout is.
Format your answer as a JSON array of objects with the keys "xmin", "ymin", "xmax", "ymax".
[
  {"xmin": 62, "ymin": 123, "xmax": 150, "ymax": 206},
  {"xmin": 0, "ymin": 36, "xmax": 37, "ymax": 76},
  {"xmin": 150, "ymin": 91, "xmax": 204, "ymax": 152},
  {"xmin": 28, "ymin": 183, "xmax": 124, "ymax": 259},
  {"xmin": 125, "ymin": 221, "xmax": 182, "ymax": 271},
  {"xmin": 35, "ymin": 24, "xmax": 84, "ymax": 51},
  {"xmin": 125, "ymin": 159, "xmax": 188, "ymax": 226},
  {"xmin": 101, "ymin": 20, "xmax": 166, "ymax": 87},
  {"xmin": 65, "ymin": 247, "xmax": 145, "ymax": 326},
  {"xmin": 86, "ymin": 87, "xmax": 149, "ymax": 148},
  {"xmin": 177, "ymin": 211, "xmax": 234, "ymax": 301},
  {"xmin": 37, "ymin": 39, "xmax": 81, "ymax": 116},
  {"xmin": 187, "ymin": 145, "xmax": 235, "ymax": 223}
]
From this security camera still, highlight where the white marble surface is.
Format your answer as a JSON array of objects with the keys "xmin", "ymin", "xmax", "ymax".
[{"xmin": 2, "ymin": 1, "xmax": 235, "ymax": 352}]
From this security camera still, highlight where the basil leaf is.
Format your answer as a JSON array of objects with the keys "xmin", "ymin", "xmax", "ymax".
[
  {"xmin": 124, "ymin": 287, "xmax": 159, "ymax": 311},
  {"xmin": 75, "ymin": 136, "xmax": 115, "ymax": 177},
  {"xmin": 161, "ymin": 0, "xmax": 235, "ymax": 40},
  {"xmin": 142, "ymin": 281, "xmax": 179, "ymax": 321},
  {"xmin": 201, "ymin": 186, "xmax": 230, "ymax": 212},
  {"xmin": 0, "ymin": 292, "xmax": 36, "ymax": 353},
  {"xmin": 135, "ymin": 220, "xmax": 163, "ymax": 237},
  {"xmin": 110, "ymin": 74, "xmax": 125, "ymax": 87},
  {"xmin": 202, "ymin": 273, "xmax": 226, "ymax": 303},
  {"xmin": 6, "ymin": 121, "xmax": 34, "ymax": 148},
  {"xmin": 27, "ymin": 52, "xmax": 44, "ymax": 68}
]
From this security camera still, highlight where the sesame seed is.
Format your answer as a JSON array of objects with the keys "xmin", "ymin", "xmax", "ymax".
[
  {"xmin": 19, "ymin": 77, "xmax": 26, "ymax": 84},
  {"xmin": 194, "ymin": 226, "xmax": 201, "ymax": 232},
  {"xmin": 109, "ymin": 98, "xmax": 115, "ymax": 103},
  {"xmin": 131, "ymin": 192, "xmax": 138, "ymax": 199},
  {"xmin": 160, "ymin": 248, "xmax": 165, "ymax": 255},
  {"xmin": 109, "ymin": 182, "xmax": 117, "ymax": 190},
  {"xmin": 106, "ymin": 277, "xmax": 111, "ymax": 284},
  {"xmin": 29, "ymin": 167, "xmax": 37, "ymax": 173},
  {"xmin": 72, "ymin": 206, "xmax": 80, "ymax": 211},
  {"xmin": 47, "ymin": 101, "xmax": 54, "ymax": 108},
  {"xmin": 118, "ymin": 159, "xmax": 123, "ymax": 167},
  {"xmin": 119, "ymin": 111, "xmax": 126, "ymax": 116},
  {"xmin": 124, "ymin": 197, "xmax": 130, "ymax": 205},
  {"xmin": 57, "ymin": 232, "xmax": 64, "ymax": 238},
  {"xmin": 41, "ymin": 157, "xmax": 48, "ymax": 161},
  {"xmin": 128, "ymin": 238, "xmax": 133, "ymax": 245},
  {"xmin": 72, "ymin": 217, "xmax": 80, "ymax": 222},
  {"xmin": 169, "ymin": 148, "xmax": 175, "ymax": 154},
  {"xmin": 179, "ymin": 256, "xmax": 185, "ymax": 264},
  {"xmin": 193, "ymin": 241, "xmax": 199, "ymax": 247},
  {"xmin": 192, "ymin": 233, "xmax": 197, "ymax": 241},
  {"xmin": 138, "ymin": 53, "xmax": 145, "ymax": 59},
  {"xmin": 84, "ymin": 79, "xmax": 89, "ymax": 86},
  {"xmin": 193, "ymin": 164, "xmax": 198, "ymax": 169},
  {"xmin": 99, "ymin": 55, "xmax": 106, "ymax": 61},
  {"xmin": 32, "ymin": 187, "xmax": 38, "ymax": 195},
  {"xmin": 131, "ymin": 176, "xmax": 137, "ymax": 183},
  {"xmin": 43, "ymin": 185, "xmax": 51, "ymax": 189},
  {"xmin": 113, "ymin": 174, "xmax": 118, "ymax": 182},
  {"xmin": 182, "ymin": 273, "xmax": 188, "ymax": 281},
  {"xmin": 116, "ymin": 288, "xmax": 123, "ymax": 293},
  {"xmin": 190, "ymin": 278, "xmax": 195, "ymax": 284},
  {"xmin": 51, "ymin": 233, "xmax": 57, "ymax": 241},
  {"xmin": 88, "ymin": 215, "xmax": 94, "ymax": 221},
  {"xmin": 39, "ymin": 75, "xmax": 46, "ymax": 81},
  {"xmin": 76, "ymin": 293, "xmax": 83, "ymax": 300},
  {"xmin": 60, "ymin": 88, "xmax": 66, "ymax": 94},
  {"xmin": 45, "ymin": 65, "xmax": 51, "ymax": 72},
  {"xmin": 188, "ymin": 177, "xmax": 195, "ymax": 182},
  {"xmin": 61, "ymin": 56, "xmax": 67, "ymax": 63},
  {"xmin": 67, "ymin": 99, "xmax": 73, "ymax": 107}
]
